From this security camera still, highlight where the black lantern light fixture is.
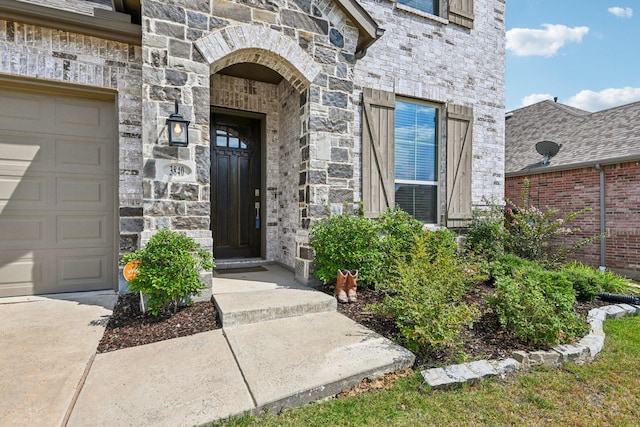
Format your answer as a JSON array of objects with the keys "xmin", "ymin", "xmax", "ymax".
[{"xmin": 167, "ymin": 100, "xmax": 190, "ymax": 147}]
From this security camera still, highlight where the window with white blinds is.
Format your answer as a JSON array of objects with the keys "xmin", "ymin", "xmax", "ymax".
[
  {"xmin": 397, "ymin": 0, "xmax": 439, "ymax": 16},
  {"xmin": 394, "ymin": 99, "xmax": 439, "ymax": 223}
]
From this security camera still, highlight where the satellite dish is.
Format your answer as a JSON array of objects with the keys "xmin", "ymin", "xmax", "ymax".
[{"xmin": 535, "ymin": 140, "xmax": 562, "ymax": 165}]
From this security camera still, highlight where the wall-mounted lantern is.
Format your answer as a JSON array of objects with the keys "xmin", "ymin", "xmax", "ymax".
[{"xmin": 167, "ymin": 100, "xmax": 190, "ymax": 147}]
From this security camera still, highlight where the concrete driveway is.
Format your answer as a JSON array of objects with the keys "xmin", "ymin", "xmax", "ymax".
[{"xmin": 0, "ymin": 291, "xmax": 116, "ymax": 426}]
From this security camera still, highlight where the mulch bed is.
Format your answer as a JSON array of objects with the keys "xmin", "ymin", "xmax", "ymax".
[
  {"xmin": 318, "ymin": 282, "xmax": 612, "ymax": 368},
  {"xmin": 98, "ymin": 283, "xmax": 613, "ymax": 368},
  {"xmin": 97, "ymin": 293, "xmax": 221, "ymax": 353}
]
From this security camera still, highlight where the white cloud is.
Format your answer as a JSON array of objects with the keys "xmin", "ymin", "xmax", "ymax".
[
  {"xmin": 565, "ymin": 87, "xmax": 640, "ymax": 111},
  {"xmin": 608, "ymin": 7, "xmax": 633, "ymax": 18},
  {"xmin": 520, "ymin": 93, "xmax": 554, "ymax": 108},
  {"xmin": 506, "ymin": 24, "xmax": 590, "ymax": 57}
]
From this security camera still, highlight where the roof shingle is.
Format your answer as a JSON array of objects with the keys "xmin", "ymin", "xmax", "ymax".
[{"xmin": 505, "ymin": 100, "xmax": 640, "ymax": 175}]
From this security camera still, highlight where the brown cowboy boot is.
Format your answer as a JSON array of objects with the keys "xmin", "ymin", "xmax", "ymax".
[
  {"xmin": 346, "ymin": 270, "xmax": 358, "ymax": 303},
  {"xmin": 335, "ymin": 269, "xmax": 348, "ymax": 304}
]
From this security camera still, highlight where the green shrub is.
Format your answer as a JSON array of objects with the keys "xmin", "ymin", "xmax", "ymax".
[
  {"xmin": 488, "ymin": 267, "xmax": 587, "ymax": 347},
  {"xmin": 503, "ymin": 179, "xmax": 598, "ymax": 267},
  {"xmin": 376, "ymin": 208, "xmax": 424, "ymax": 283},
  {"xmin": 309, "ymin": 208, "xmax": 427, "ymax": 287},
  {"xmin": 376, "ymin": 232, "xmax": 480, "ymax": 353},
  {"xmin": 465, "ymin": 201, "xmax": 506, "ymax": 261},
  {"xmin": 467, "ymin": 179, "xmax": 599, "ymax": 267},
  {"xmin": 309, "ymin": 214, "xmax": 383, "ymax": 286},
  {"xmin": 597, "ymin": 270, "xmax": 632, "ymax": 294},
  {"xmin": 489, "ymin": 254, "xmax": 543, "ymax": 280},
  {"xmin": 121, "ymin": 228, "xmax": 214, "ymax": 316},
  {"xmin": 560, "ymin": 262, "xmax": 602, "ymax": 302}
]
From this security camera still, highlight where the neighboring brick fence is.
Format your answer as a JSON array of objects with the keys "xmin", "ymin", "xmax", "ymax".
[{"xmin": 506, "ymin": 161, "xmax": 640, "ymax": 279}]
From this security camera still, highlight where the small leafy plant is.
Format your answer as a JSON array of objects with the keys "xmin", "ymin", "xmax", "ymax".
[
  {"xmin": 121, "ymin": 228, "xmax": 214, "ymax": 316},
  {"xmin": 488, "ymin": 256, "xmax": 588, "ymax": 347},
  {"xmin": 375, "ymin": 231, "xmax": 480, "ymax": 353},
  {"xmin": 560, "ymin": 262, "xmax": 603, "ymax": 302}
]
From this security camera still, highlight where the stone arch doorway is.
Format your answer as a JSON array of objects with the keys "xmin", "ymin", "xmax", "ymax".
[{"xmin": 196, "ymin": 26, "xmax": 320, "ymax": 268}]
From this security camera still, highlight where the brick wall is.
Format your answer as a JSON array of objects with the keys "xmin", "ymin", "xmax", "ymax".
[
  {"xmin": 354, "ymin": 0, "xmax": 507, "ymax": 217},
  {"xmin": 506, "ymin": 161, "xmax": 640, "ymax": 278}
]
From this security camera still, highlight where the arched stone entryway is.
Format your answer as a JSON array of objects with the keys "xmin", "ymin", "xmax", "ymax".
[
  {"xmin": 195, "ymin": 25, "xmax": 321, "ymax": 278},
  {"xmin": 195, "ymin": 25, "xmax": 321, "ymax": 91},
  {"xmin": 141, "ymin": 2, "xmax": 362, "ymax": 284}
]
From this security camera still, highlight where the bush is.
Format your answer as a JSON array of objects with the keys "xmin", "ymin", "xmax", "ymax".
[
  {"xmin": 488, "ymin": 264, "xmax": 588, "ymax": 347},
  {"xmin": 467, "ymin": 179, "xmax": 598, "ymax": 267},
  {"xmin": 376, "ymin": 231, "xmax": 480, "ymax": 353},
  {"xmin": 121, "ymin": 228, "xmax": 214, "ymax": 316},
  {"xmin": 465, "ymin": 202, "xmax": 506, "ymax": 261},
  {"xmin": 309, "ymin": 208, "xmax": 425, "ymax": 287},
  {"xmin": 560, "ymin": 262, "xmax": 602, "ymax": 302},
  {"xmin": 597, "ymin": 270, "xmax": 632, "ymax": 294},
  {"xmin": 503, "ymin": 179, "xmax": 597, "ymax": 266},
  {"xmin": 489, "ymin": 253, "xmax": 543, "ymax": 280},
  {"xmin": 309, "ymin": 214, "xmax": 382, "ymax": 286},
  {"xmin": 375, "ymin": 208, "xmax": 424, "ymax": 283}
]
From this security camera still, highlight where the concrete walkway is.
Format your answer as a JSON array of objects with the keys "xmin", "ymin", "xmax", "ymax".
[{"xmin": 1, "ymin": 264, "xmax": 414, "ymax": 427}]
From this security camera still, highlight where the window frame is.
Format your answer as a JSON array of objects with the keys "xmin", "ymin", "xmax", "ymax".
[
  {"xmin": 396, "ymin": 0, "xmax": 441, "ymax": 17},
  {"xmin": 394, "ymin": 97, "xmax": 442, "ymax": 224}
]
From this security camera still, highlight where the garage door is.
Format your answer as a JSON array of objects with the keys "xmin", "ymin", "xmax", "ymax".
[{"xmin": 0, "ymin": 87, "xmax": 116, "ymax": 297}]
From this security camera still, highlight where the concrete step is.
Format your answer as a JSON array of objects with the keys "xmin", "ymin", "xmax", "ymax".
[
  {"xmin": 213, "ymin": 287, "xmax": 337, "ymax": 327},
  {"xmin": 223, "ymin": 311, "xmax": 415, "ymax": 413},
  {"xmin": 214, "ymin": 258, "xmax": 273, "ymax": 269},
  {"xmin": 212, "ymin": 262, "xmax": 337, "ymax": 327}
]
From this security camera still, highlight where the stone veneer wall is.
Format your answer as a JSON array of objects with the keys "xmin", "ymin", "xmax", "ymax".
[
  {"xmin": 353, "ymin": 0, "xmax": 506, "ymax": 218},
  {"xmin": 142, "ymin": 0, "xmax": 362, "ymax": 281},
  {"xmin": 0, "ymin": 19, "xmax": 144, "ymax": 261}
]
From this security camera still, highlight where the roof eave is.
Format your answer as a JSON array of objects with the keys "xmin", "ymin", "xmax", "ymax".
[
  {"xmin": 333, "ymin": 0, "xmax": 383, "ymax": 56},
  {"xmin": 506, "ymin": 154, "xmax": 640, "ymax": 178},
  {"xmin": 0, "ymin": 0, "xmax": 141, "ymax": 45}
]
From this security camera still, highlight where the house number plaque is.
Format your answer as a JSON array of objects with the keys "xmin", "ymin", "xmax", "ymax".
[{"xmin": 155, "ymin": 160, "xmax": 196, "ymax": 183}]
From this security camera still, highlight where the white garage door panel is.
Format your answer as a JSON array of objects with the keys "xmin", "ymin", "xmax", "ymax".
[
  {"xmin": 53, "ymin": 99, "xmax": 113, "ymax": 136},
  {"xmin": 57, "ymin": 178, "xmax": 106, "ymax": 206},
  {"xmin": 0, "ymin": 94, "xmax": 46, "ymax": 127},
  {"xmin": 0, "ymin": 176, "xmax": 45, "ymax": 205},
  {"xmin": 57, "ymin": 100, "xmax": 102, "ymax": 125},
  {"xmin": 0, "ymin": 253, "xmax": 42, "ymax": 298},
  {"xmin": 0, "ymin": 87, "xmax": 116, "ymax": 296},
  {"xmin": 56, "ymin": 138, "xmax": 108, "ymax": 172},
  {"xmin": 0, "ymin": 132, "xmax": 49, "ymax": 175},
  {"xmin": 57, "ymin": 252, "xmax": 107, "ymax": 283},
  {"xmin": 0, "ymin": 216, "xmax": 45, "ymax": 243},
  {"xmin": 57, "ymin": 216, "xmax": 107, "ymax": 244}
]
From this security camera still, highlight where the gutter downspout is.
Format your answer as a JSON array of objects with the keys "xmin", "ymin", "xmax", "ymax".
[{"xmin": 595, "ymin": 164, "xmax": 606, "ymax": 270}]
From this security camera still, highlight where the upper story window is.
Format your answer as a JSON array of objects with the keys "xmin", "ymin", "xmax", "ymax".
[{"xmin": 397, "ymin": 0, "xmax": 440, "ymax": 16}]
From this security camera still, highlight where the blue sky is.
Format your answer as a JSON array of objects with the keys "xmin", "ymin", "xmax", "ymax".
[{"xmin": 506, "ymin": 1, "xmax": 640, "ymax": 112}]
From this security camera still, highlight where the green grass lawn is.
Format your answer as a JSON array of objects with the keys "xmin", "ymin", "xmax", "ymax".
[{"xmin": 216, "ymin": 314, "xmax": 640, "ymax": 426}]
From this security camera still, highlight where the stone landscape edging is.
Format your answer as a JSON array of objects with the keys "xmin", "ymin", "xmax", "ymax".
[{"xmin": 421, "ymin": 304, "xmax": 640, "ymax": 389}]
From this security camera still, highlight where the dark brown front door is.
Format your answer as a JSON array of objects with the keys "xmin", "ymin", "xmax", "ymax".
[{"xmin": 211, "ymin": 112, "xmax": 261, "ymax": 258}]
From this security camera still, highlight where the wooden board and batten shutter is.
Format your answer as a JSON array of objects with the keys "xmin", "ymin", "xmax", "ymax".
[
  {"xmin": 446, "ymin": 104, "xmax": 473, "ymax": 228},
  {"xmin": 449, "ymin": 0, "xmax": 474, "ymax": 29},
  {"xmin": 362, "ymin": 88, "xmax": 395, "ymax": 218}
]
